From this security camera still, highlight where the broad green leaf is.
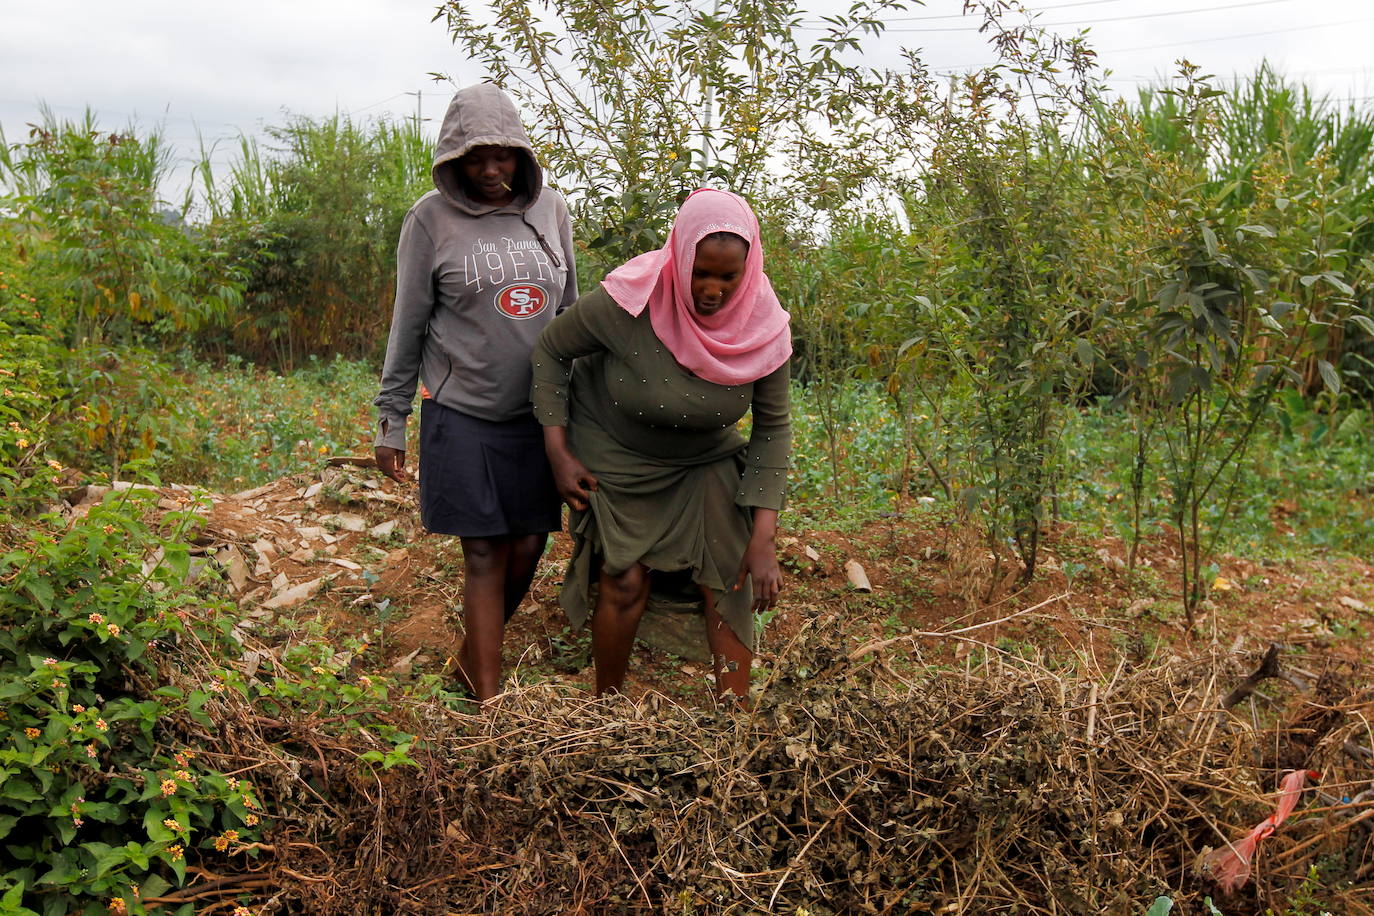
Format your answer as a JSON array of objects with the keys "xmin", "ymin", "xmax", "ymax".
[
  {"xmin": 1201, "ymin": 225, "xmax": 1219, "ymax": 259},
  {"xmin": 139, "ymin": 873, "xmax": 171, "ymax": 899},
  {"xmin": 1145, "ymin": 898, "xmax": 1174, "ymax": 916},
  {"xmin": 1317, "ymin": 360, "xmax": 1341, "ymax": 395},
  {"xmin": 1347, "ymin": 314, "xmax": 1374, "ymax": 336},
  {"xmin": 1321, "ymin": 272, "xmax": 1354, "ymax": 296},
  {"xmin": 1075, "ymin": 338, "xmax": 1094, "ymax": 367}
]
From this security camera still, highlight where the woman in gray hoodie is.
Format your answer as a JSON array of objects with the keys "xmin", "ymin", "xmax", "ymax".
[{"xmin": 373, "ymin": 84, "xmax": 578, "ymax": 701}]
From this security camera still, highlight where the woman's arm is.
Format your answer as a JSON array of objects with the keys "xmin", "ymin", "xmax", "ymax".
[
  {"xmin": 735, "ymin": 361, "xmax": 792, "ymax": 511},
  {"xmin": 543, "ymin": 425, "xmax": 598, "ymax": 510},
  {"xmin": 554, "ymin": 197, "xmax": 579, "ymax": 313},
  {"xmin": 734, "ymin": 362, "xmax": 792, "ymax": 609},
  {"xmin": 373, "ymin": 212, "xmax": 437, "ymax": 481},
  {"xmin": 735, "ymin": 507, "xmax": 781, "ymax": 611},
  {"xmin": 531, "ymin": 289, "xmax": 617, "ymax": 508}
]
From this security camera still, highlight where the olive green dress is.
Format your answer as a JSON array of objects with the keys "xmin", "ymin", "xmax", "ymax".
[{"xmin": 530, "ymin": 287, "xmax": 790, "ymax": 650}]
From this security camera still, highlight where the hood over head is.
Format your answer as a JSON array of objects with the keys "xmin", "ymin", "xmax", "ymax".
[{"xmin": 432, "ymin": 84, "xmax": 543, "ymax": 215}]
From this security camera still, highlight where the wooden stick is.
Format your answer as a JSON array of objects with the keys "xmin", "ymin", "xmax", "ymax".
[{"xmin": 1221, "ymin": 643, "xmax": 1285, "ymax": 709}]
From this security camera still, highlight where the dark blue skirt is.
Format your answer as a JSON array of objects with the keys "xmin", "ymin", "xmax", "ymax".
[{"xmin": 418, "ymin": 400, "xmax": 561, "ymax": 538}]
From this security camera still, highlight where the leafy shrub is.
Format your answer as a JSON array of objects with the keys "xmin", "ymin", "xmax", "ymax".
[
  {"xmin": 0, "ymin": 245, "xmax": 67, "ymax": 511},
  {"xmin": 0, "ymin": 108, "xmax": 242, "ymax": 347},
  {"xmin": 0, "ymin": 490, "xmax": 263, "ymax": 916},
  {"xmin": 197, "ymin": 116, "xmax": 432, "ymax": 366}
]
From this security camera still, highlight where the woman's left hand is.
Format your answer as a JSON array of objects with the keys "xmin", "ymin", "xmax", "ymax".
[{"xmin": 735, "ymin": 531, "xmax": 782, "ymax": 613}]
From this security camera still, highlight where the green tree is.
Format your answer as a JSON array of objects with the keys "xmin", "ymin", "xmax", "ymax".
[{"xmin": 0, "ymin": 108, "xmax": 240, "ymax": 346}]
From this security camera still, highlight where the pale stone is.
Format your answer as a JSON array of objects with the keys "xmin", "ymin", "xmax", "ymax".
[
  {"xmin": 230, "ymin": 482, "xmax": 276, "ymax": 501},
  {"xmin": 215, "ymin": 545, "xmax": 249, "ymax": 594},
  {"xmin": 262, "ymin": 576, "xmax": 326, "ymax": 610},
  {"xmin": 845, "ymin": 560, "xmax": 872, "ymax": 592}
]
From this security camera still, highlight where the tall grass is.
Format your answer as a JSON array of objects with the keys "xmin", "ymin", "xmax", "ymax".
[{"xmin": 194, "ymin": 115, "xmax": 433, "ymax": 366}]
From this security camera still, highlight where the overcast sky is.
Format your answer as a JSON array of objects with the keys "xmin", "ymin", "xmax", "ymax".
[{"xmin": 3, "ymin": 0, "xmax": 1371, "ymax": 202}]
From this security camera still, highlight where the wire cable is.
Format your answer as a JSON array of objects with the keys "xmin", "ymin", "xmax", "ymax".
[
  {"xmin": 804, "ymin": 0, "xmax": 1132, "ymax": 24},
  {"xmin": 925, "ymin": 15, "xmax": 1374, "ymax": 71},
  {"xmin": 800, "ymin": 0, "xmax": 1299, "ymax": 32}
]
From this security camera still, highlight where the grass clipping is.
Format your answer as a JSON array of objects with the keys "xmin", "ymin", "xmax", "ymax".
[{"xmin": 204, "ymin": 622, "xmax": 1372, "ymax": 915}]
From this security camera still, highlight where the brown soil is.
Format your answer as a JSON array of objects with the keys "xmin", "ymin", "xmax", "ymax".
[{"xmin": 136, "ymin": 460, "xmax": 1374, "ymax": 703}]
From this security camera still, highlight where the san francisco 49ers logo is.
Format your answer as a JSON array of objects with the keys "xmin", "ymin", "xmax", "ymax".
[{"xmin": 494, "ymin": 284, "xmax": 549, "ymax": 319}]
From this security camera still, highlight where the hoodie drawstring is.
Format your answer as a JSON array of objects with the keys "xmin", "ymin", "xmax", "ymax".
[{"xmin": 521, "ymin": 212, "xmax": 562, "ymax": 270}]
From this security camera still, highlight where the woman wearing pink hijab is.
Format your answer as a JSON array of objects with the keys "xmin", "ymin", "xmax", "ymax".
[{"xmin": 531, "ymin": 188, "xmax": 792, "ymax": 698}]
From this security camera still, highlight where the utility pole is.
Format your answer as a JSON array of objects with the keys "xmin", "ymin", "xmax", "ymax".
[
  {"xmin": 404, "ymin": 90, "xmax": 423, "ymax": 133},
  {"xmin": 701, "ymin": 0, "xmax": 723, "ymax": 171}
]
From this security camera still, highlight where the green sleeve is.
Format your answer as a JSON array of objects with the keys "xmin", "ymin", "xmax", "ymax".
[
  {"xmin": 736, "ymin": 360, "xmax": 791, "ymax": 510},
  {"xmin": 531, "ymin": 287, "xmax": 614, "ymax": 426}
]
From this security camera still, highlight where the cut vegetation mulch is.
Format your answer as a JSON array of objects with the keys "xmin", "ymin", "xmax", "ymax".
[{"xmin": 49, "ymin": 464, "xmax": 1374, "ymax": 914}]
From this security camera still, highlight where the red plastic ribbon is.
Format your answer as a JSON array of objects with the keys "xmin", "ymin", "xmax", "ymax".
[{"xmin": 1201, "ymin": 769, "xmax": 1320, "ymax": 893}]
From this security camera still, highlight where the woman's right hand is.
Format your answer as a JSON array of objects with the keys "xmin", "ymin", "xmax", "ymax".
[
  {"xmin": 544, "ymin": 427, "xmax": 597, "ymax": 510},
  {"xmin": 375, "ymin": 446, "xmax": 407, "ymax": 483}
]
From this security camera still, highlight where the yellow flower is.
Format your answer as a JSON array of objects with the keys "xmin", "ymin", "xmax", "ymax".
[
  {"xmin": 16, "ymin": 438, "xmax": 28, "ymax": 448},
  {"xmin": 213, "ymin": 835, "xmax": 230, "ymax": 852},
  {"xmin": 160, "ymin": 779, "xmax": 177, "ymax": 797},
  {"xmin": 168, "ymin": 844, "xmax": 183, "ymax": 861},
  {"xmin": 245, "ymin": 813, "xmax": 259, "ymax": 826},
  {"xmin": 25, "ymin": 727, "xmax": 41, "ymax": 739},
  {"xmin": 106, "ymin": 623, "xmax": 121, "ymax": 637},
  {"xmin": 163, "ymin": 818, "xmax": 181, "ymax": 832},
  {"xmin": 88, "ymin": 613, "xmax": 103, "ymax": 624}
]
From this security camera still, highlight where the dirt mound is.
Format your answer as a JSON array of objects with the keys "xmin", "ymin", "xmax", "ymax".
[
  {"xmin": 193, "ymin": 624, "xmax": 1373, "ymax": 915},
  {"xmin": 50, "ymin": 464, "xmax": 1374, "ymax": 913}
]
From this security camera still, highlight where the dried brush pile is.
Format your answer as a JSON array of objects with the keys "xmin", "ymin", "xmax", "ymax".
[{"xmin": 192, "ymin": 622, "xmax": 1373, "ymax": 915}]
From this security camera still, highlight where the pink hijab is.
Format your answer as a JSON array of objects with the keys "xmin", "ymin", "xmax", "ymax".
[{"xmin": 601, "ymin": 188, "xmax": 792, "ymax": 386}]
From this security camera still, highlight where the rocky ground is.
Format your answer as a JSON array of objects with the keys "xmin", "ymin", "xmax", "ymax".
[{"xmin": 61, "ymin": 459, "xmax": 1374, "ymax": 705}]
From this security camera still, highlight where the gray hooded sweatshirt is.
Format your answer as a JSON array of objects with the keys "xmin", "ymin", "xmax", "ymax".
[{"xmin": 373, "ymin": 84, "xmax": 578, "ymax": 451}]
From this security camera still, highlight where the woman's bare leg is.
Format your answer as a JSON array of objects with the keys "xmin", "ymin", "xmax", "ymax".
[
  {"xmin": 591, "ymin": 562, "xmax": 650, "ymax": 695},
  {"xmin": 503, "ymin": 533, "xmax": 547, "ymax": 622},
  {"xmin": 457, "ymin": 536, "xmax": 512, "ymax": 701},
  {"xmin": 703, "ymin": 588, "xmax": 753, "ymax": 699}
]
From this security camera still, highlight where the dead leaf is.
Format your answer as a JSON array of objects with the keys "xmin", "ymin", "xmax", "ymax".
[
  {"xmin": 845, "ymin": 560, "xmax": 872, "ymax": 592},
  {"xmin": 262, "ymin": 576, "xmax": 327, "ymax": 610},
  {"xmin": 321, "ymin": 513, "xmax": 367, "ymax": 533},
  {"xmin": 215, "ymin": 545, "xmax": 249, "ymax": 594}
]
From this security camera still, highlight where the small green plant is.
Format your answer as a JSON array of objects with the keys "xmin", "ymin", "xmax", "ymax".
[
  {"xmin": 0, "ymin": 107, "xmax": 241, "ymax": 347},
  {"xmin": 0, "ymin": 490, "xmax": 263, "ymax": 915}
]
